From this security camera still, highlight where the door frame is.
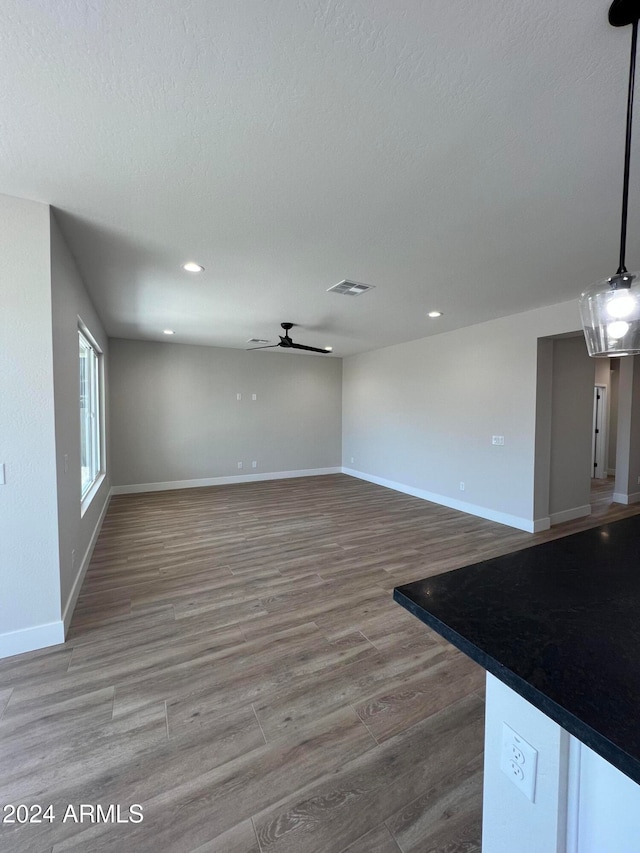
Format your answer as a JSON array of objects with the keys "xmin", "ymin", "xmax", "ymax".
[{"xmin": 592, "ymin": 385, "xmax": 608, "ymax": 480}]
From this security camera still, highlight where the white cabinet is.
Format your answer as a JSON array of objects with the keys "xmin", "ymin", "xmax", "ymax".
[
  {"xmin": 573, "ymin": 740, "xmax": 640, "ymax": 853},
  {"xmin": 483, "ymin": 673, "xmax": 640, "ymax": 853}
]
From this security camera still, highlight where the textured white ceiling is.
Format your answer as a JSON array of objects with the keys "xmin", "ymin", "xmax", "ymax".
[{"xmin": 1, "ymin": 0, "xmax": 638, "ymax": 356}]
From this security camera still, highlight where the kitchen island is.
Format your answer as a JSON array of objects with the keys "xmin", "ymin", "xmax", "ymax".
[{"xmin": 394, "ymin": 514, "xmax": 640, "ymax": 853}]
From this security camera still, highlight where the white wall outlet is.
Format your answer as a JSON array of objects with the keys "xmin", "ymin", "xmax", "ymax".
[
  {"xmin": 252, "ymin": 393, "xmax": 257, "ymax": 401},
  {"xmin": 252, "ymin": 461, "xmax": 257, "ymax": 468},
  {"xmin": 236, "ymin": 393, "xmax": 242, "ymax": 401},
  {"xmin": 500, "ymin": 723, "xmax": 538, "ymax": 802},
  {"xmin": 237, "ymin": 462, "xmax": 243, "ymax": 469},
  {"xmin": 492, "ymin": 435, "xmax": 505, "ymax": 446},
  {"xmin": 350, "ymin": 457, "xmax": 354, "ymax": 464},
  {"xmin": 459, "ymin": 481, "xmax": 465, "ymax": 491},
  {"xmin": 0, "ymin": 463, "xmax": 5, "ymax": 485}
]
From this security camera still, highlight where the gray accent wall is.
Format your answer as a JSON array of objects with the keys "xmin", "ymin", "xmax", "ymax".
[
  {"xmin": 109, "ymin": 339, "xmax": 342, "ymax": 486},
  {"xmin": 51, "ymin": 212, "xmax": 110, "ymax": 622}
]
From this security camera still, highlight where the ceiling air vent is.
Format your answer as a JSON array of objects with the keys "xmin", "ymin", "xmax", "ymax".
[{"xmin": 327, "ymin": 280, "xmax": 374, "ymax": 296}]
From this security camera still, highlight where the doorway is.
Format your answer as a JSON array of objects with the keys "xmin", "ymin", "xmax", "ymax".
[{"xmin": 533, "ymin": 335, "xmax": 595, "ymax": 529}]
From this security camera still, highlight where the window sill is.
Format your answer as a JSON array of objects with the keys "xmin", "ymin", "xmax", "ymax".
[{"xmin": 81, "ymin": 472, "xmax": 106, "ymax": 518}]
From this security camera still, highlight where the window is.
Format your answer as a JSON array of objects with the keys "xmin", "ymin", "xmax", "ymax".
[{"xmin": 79, "ymin": 327, "xmax": 102, "ymax": 500}]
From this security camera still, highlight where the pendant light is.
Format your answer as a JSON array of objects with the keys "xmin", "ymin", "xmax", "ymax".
[{"xmin": 580, "ymin": 0, "xmax": 640, "ymax": 357}]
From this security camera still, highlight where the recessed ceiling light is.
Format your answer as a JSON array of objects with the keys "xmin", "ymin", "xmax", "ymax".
[
  {"xmin": 325, "ymin": 346, "xmax": 333, "ymax": 352},
  {"xmin": 163, "ymin": 329, "xmax": 175, "ymax": 335},
  {"xmin": 427, "ymin": 311, "xmax": 443, "ymax": 318},
  {"xmin": 182, "ymin": 262, "xmax": 204, "ymax": 273}
]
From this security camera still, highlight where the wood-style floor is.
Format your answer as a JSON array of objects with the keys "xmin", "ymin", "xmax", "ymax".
[{"xmin": 1, "ymin": 474, "xmax": 638, "ymax": 853}]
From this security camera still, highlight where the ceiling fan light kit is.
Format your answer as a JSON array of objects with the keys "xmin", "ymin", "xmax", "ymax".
[{"xmin": 580, "ymin": 0, "xmax": 640, "ymax": 356}]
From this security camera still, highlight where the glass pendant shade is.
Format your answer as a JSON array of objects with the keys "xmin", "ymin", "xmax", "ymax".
[
  {"xmin": 579, "ymin": 273, "xmax": 640, "ymax": 355},
  {"xmin": 579, "ymin": 5, "xmax": 640, "ymax": 357}
]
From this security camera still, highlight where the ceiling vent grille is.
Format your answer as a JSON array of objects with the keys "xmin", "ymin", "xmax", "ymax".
[{"xmin": 327, "ymin": 280, "xmax": 374, "ymax": 296}]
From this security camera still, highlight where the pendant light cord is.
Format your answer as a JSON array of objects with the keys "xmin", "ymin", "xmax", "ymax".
[{"xmin": 618, "ymin": 17, "xmax": 639, "ymax": 276}]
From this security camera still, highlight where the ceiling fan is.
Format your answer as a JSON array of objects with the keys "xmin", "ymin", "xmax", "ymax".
[{"xmin": 247, "ymin": 322, "xmax": 331, "ymax": 354}]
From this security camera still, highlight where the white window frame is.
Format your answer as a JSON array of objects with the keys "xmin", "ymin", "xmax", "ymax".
[{"xmin": 79, "ymin": 323, "xmax": 105, "ymax": 514}]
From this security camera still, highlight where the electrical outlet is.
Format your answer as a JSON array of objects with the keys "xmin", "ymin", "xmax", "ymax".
[
  {"xmin": 236, "ymin": 393, "xmax": 242, "ymax": 401},
  {"xmin": 500, "ymin": 723, "xmax": 538, "ymax": 802},
  {"xmin": 350, "ymin": 457, "xmax": 354, "ymax": 464},
  {"xmin": 459, "ymin": 481, "xmax": 465, "ymax": 491},
  {"xmin": 237, "ymin": 462, "xmax": 243, "ymax": 470},
  {"xmin": 252, "ymin": 461, "xmax": 257, "ymax": 468},
  {"xmin": 252, "ymin": 393, "xmax": 257, "ymax": 401},
  {"xmin": 492, "ymin": 435, "xmax": 505, "ymax": 446}
]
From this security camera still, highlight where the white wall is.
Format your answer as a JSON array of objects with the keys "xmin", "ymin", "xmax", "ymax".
[
  {"xmin": 109, "ymin": 339, "xmax": 342, "ymax": 489},
  {"xmin": 342, "ymin": 300, "xmax": 583, "ymax": 531},
  {"xmin": 608, "ymin": 360, "xmax": 619, "ymax": 475},
  {"xmin": 614, "ymin": 355, "xmax": 640, "ymax": 504},
  {"xmin": 50, "ymin": 212, "xmax": 110, "ymax": 630},
  {"xmin": 0, "ymin": 194, "xmax": 64, "ymax": 656}
]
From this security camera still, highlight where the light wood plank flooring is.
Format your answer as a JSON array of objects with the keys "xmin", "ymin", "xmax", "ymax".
[{"xmin": 1, "ymin": 474, "xmax": 639, "ymax": 853}]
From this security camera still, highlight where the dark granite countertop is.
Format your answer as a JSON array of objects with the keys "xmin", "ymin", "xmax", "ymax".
[{"xmin": 393, "ymin": 514, "xmax": 640, "ymax": 785}]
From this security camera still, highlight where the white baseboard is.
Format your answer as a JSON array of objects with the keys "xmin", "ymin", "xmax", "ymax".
[
  {"xmin": 549, "ymin": 504, "xmax": 591, "ymax": 526},
  {"xmin": 607, "ymin": 468, "xmax": 616, "ymax": 477},
  {"xmin": 533, "ymin": 517, "xmax": 551, "ymax": 532},
  {"xmin": 613, "ymin": 491, "xmax": 640, "ymax": 505},
  {"xmin": 0, "ymin": 621, "xmax": 65, "ymax": 660},
  {"xmin": 62, "ymin": 493, "xmax": 112, "ymax": 634},
  {"xmin": 342, "ymin": 468, "xmax": 536, "ymax": 532},
  {"xmin": 111, "ymin": 467, "xmax": 342, "ymax": 496}
]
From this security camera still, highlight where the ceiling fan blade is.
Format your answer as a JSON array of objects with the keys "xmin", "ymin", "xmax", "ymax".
[
  {"xmin": 289, "ymin": 342, "xmax": 331, "ymax": 353},
  {"xmin": 249, "ymin": 324, "xmax": 330, "ymax": 353}
]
